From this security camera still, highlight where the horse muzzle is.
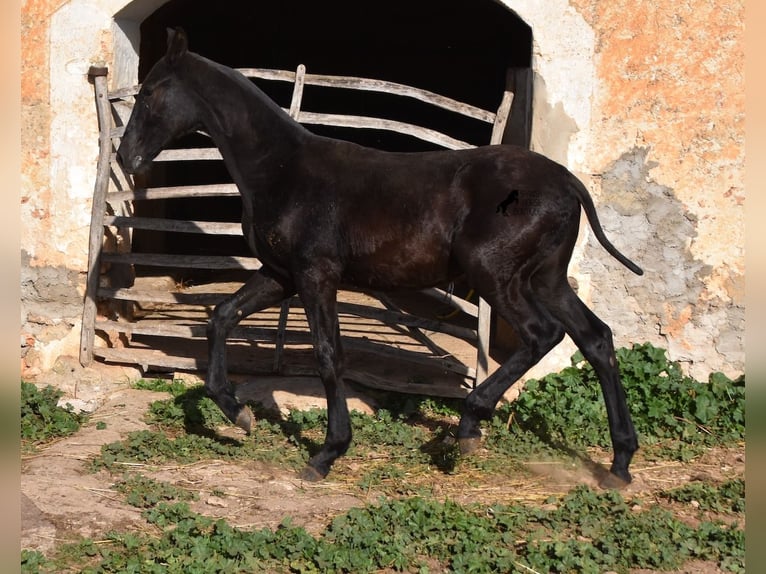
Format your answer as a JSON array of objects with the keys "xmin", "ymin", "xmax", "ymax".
[{"xmin": 116, "ymin": 149, "xmax": 145, "ymax": 175}]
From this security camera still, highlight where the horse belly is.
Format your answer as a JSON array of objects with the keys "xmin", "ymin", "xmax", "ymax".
[{"xmin": 342, "ymin": 232, "xmax": 454, "ymax": 290}]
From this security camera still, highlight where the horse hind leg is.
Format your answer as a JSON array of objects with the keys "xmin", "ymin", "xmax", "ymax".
[
  {"xmin": 206, "ymin": 270, "xmax": 291, "ymax": 432},
  {"xmin": 540, "ymin": 281, "xmax": 638, "ymax": 488},
  {"xmin": 457, "ymin": 286, "xmax": 565, "ymax": 453}
]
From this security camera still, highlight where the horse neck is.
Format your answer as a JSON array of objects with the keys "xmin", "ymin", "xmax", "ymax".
[{"xmin": 184, "ymin": 54, "xmax": 307, "ymax": 168}]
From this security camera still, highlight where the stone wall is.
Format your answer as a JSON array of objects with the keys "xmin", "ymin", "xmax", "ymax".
[{"xmin": 20, "ymin": 0, "xmax": 744, "ymax": 381}]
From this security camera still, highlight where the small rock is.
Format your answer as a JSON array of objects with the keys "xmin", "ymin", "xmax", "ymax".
[
  {"xmin": 206, "ymin": 496, "xmax": 228, "ymax": 508},
  {"xmin": 57, "ymin": 397, "xmax": 98, "ymax": 414}
]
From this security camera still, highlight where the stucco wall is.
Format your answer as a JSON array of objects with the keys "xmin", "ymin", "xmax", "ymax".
[
  {"xmin": 572, "ymin": 0, "xmax": 745, "ymax": 380},
  {"xmin": 20, "ymin": 0, "xmax": 744, "ymax": 381}
]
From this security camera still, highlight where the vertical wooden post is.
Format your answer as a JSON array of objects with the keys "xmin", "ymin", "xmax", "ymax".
[
  {"xmin": 288, "ymin": 64, "xmax": 306, "ymax": 119},
  {"xmin": 490, "ymin": 90, "xmax": 514, "ymax": 145},
  {"xmin": 274, "ymin": 65, "xmax": 307, "ymax": 373},
  {"xmin": 503, "ymin": 67, "xmax": 532, "ymax": 148},
  {"xmin": 80, "ymin": 67, "xmax": 112, "ymax": 366},
  {"xmin": 474, "ymin": 88, "xmax": 515, "ymax": 385}
]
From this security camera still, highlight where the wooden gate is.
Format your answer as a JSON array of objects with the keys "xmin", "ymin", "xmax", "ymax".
[{"xmin": 80, "ymin": 64, "xmax": 514, "ymax": 397}]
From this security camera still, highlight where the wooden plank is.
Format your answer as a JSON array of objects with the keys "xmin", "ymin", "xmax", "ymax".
[
  {"xmin": 490, "ymin": 90, "xmax": 514, "ymax": 145},
  {"xmin": 375, "ymin": 291, "xmax": 453, "ymax": 362},
  {"xmin": 420, "ymin": 287, "xmax": 479, "ymax": 318},
  {"xmin": 273, "ymin": 299, "xmax": 293, "ymax": 373},
  {"xmin": 95, "ymin": 310, "xmax": 474, "ymax": 376},
  {"xmin": 108, "ymin": 85, "xmax": 139, "ymax": 100},
  {"xmin": 107, "ymin": 183, "xmax": 239, "ymax": 203},
  {"xmin": 93, "ymin": 346, "xmax": 470, "ymax": 398},
  {"xmin": 345, "ymin": 369, "xmax": 472, "ymax": 399},
  {"xmin": 104, "ymin": 216, "xmax": 243, "ymax": 236},
  {"xmin": 95, "ymin": 319, "xmax": 287, "ymax": 343},
  {"xmin": 99, "ymin": 287, "xmax": 228, "ymax": 305},
  {"xmin": 339, "ymin": 302, "xmax": 477, "ymax": 342},
  {"xmin": 289, "ymin": 64, "xmax": 306, "ymax": 119},
  {"xmin": 504, "ymin": 67, "xmax": 533, "ymax": 148},
  {"xmin": 475, "ymin": 297, "xmax": 492, "ymax": 384},
  {"xmin": 154, "ymin": 148, "xmax": 222, "ymax": 161},
  {"xmin": 80, "ymin": 70, "xmax": 113, "ymax": 367},
  {"xmin": 109, "ymin": 69, "xmax": 496, "ymax": 130},
  {"xmin": 295, "ymin": 112, "xmax": 473, "ymax": 150},
  {"xmin": 240, "ymin": 69, "xmax": 497, "ymax": 123},
  {"xmin": 100, "ymin": 252, "xmax": 261, "ymax": 270}
]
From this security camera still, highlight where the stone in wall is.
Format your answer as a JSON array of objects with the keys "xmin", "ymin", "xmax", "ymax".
[{"xmin": 21, "ymin": 251, "xmax": 85, "ymax": 377}]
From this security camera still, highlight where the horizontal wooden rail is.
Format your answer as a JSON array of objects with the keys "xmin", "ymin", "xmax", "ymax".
[
  {"xmin": 100, "ymin": 252, "xmax": 261, "ymax": 270},
  {"xmin": 107, "ymin": 68, "xmax": 496, "ymax": 124},
  {"xmin": 104, "ymin": 216, "xmax": 242, "ymax": 235},
  {"xmin": 107, "ymin": 184, "xmax": 240, "ymax": 202}
]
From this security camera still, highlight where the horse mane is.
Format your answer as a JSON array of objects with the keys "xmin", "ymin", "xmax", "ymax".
[{"xmin": 182, "ymin": 50, "xmax": 310, "ymax": 140}]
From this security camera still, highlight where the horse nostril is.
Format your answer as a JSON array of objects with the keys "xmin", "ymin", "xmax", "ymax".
[{"xmin": 116, "ymin": 150, "xmax": 143, "ymax": 174}]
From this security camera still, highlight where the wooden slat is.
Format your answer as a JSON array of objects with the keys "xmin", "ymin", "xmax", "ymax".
[
  {"xmin": 104, "ymin": 216, "xmax": 243, "ymax": 235},
  {"xmin": 296, "ymin": 112, "xmax": 473, "ymax": 150},
  {"xmin": 154, "ymin": 148, "xmax": 222, "ymax": 161},
  {"xmin": 80, "ymin": 71, "xmax": 113, "ymax": 366},
  {"xmin": 100, "ymin": 252, "xmax": 261, "ymax": 270},
  {"xmin": 339, "ymin": 302, "xmax": 477, "ymax": 342},
  {"xmin": 94, "ymin": 318, "xmax": 474, "ymax": 379},
  {"xmin": 234, "ymin": 69, "xmax": 496, "ymax": 123},
  {"xmin": 95, "ymin": 319, "xmax": 287, "ymax": 343},
  {"xmin": 107, "ymin": 183, "xmax": 239, "ymax": 202},
  {"xmin": 99, "ymin": 287, "xmax": 227, "ymax": 305},
  {"xmin": 490, "ymin": 90, "xmax": 514, "ymax": 145},
  {"xmin": 288, "ymin": 65, "xmax": 306, "ymax": 119},
  {"xmin": 93, "ymin": 346, "xmax": 471, "ymax": 398},
  {"xmin": 420, "ymin": 287, "xmax": 479, "ymax": 317},
  {"xmin": 476, "ymin": 297, "xmax": 492, "ymax": 383}
]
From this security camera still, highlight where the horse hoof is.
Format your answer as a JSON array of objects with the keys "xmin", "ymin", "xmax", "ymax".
[
  {"xmin": 234, "ymin": 405, "xmax": 254, "ymax": 434},
  {"xmin": 299, "ymin": 465, "xmax": 325, "ymax": 482},
  {"xmin": 599, "ymin": 471, "xmax": 631, "ymax": 490},
  {"xmin": 458, "ymin": 437, "xmax": 482, "ymax": 456}
]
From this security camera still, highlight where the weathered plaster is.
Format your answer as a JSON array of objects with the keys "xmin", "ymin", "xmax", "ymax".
[
  {"xmin": 568, "ymin": 0, "xmax": 744, "ymax": 378},
  {"xmin": 498, "ymin": 0, "xmax": 596, "ymax": 169}
]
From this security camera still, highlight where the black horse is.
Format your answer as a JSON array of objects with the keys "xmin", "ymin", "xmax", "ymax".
[{"xmin": 118, "ymin": 28, "xmax": 643, "ymax": 487}]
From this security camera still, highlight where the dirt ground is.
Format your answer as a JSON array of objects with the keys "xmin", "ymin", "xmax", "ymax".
[{"xmin": 21, "ymin": 356, "xmax": 745, "ymax": 573}]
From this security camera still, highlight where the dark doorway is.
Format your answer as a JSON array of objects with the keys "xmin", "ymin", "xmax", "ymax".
[{"xmin": 131, "ymin": 0, "xmax": 532, "ymax": 279}]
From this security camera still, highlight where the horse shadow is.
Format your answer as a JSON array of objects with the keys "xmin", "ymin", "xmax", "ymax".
[
  {"xmin": 170, "ymin": 386, "xmax": 613, "ymax": 484},
  {"xmin": 167, "ymin": 385, "xmax": 326, "ymax": 457}
]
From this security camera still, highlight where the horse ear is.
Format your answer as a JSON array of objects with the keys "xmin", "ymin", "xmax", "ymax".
[{"xmin": 166, "ymin": 27, "xmax": 188, "ymax": 65}]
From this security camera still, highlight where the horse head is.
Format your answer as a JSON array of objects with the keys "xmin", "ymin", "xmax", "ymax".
[{"xmin": 117, "ymin": 27, "xmax": 203, "ymax": 174}]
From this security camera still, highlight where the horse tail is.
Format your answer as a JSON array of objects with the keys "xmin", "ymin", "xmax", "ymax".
[{"xmin": 570, "ymin": 175, "xmax": 644, "ymax": 276}]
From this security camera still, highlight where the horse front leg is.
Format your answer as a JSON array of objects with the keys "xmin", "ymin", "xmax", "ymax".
[
  {"xmin": 206, "ymin": 269, "xmax": 292, "ymax": 432},
  {"xmin": 294, "ymin": 265, "xmax": 350, "ymax": 481}
]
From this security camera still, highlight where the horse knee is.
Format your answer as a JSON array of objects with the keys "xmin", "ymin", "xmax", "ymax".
[
  {"xmin": 314, "ymin": 340, "xmax": 344, "ymax": 381},
  {"xmin": 207, "ymin": 301, "xmax": 239, "ymax": 340}
]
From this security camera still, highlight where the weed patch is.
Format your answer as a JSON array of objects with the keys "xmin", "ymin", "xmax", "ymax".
[
  {"xmin": 25, "ymin": 485, "xmax": 743, "ymax": 573},
  {"xmin": 506, "ymin": 343, "xmax": 745, "ymax": 460},
  {"xmin": 21, "ymin": 381, "xmax": 87, "ymax": 451},
  {"xmin": 24, "ymin": 345, "xmax": 746, "ymax": 573}
]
